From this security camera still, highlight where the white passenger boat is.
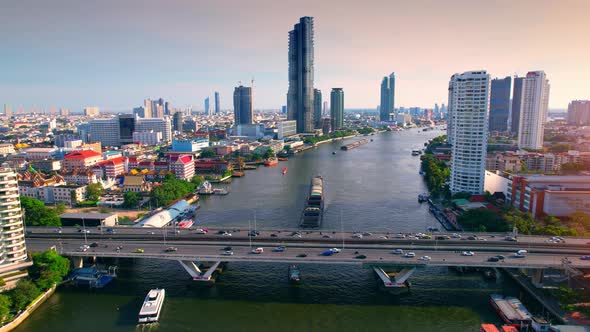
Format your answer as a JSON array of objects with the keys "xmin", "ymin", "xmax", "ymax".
[{"xmin": 138, "ymin": 289, "xmax": 165, "ymax": 323}]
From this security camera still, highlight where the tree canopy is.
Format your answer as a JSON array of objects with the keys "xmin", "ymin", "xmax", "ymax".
[
  {"xmin": 151, "ymin": 176, "xmax": 198, "ymax": 207},
  {"xmin": 458, "ymin": 209, "xmax": 509, "ymax": 232},
  {"xmin": 30, "ymin": 250, "xmax": 70, "ymax": 290},
  {"xmin": 86, "ymin": 183, "xmax": 104, "ymax": 201},
  {"xmin": 20, "ymin": 196, "xmax": 61, "ymax": 227},
  {"xmin": 123, "ymin": 191, "xmax": 140, "ymax": 208},
  {"xmin": 9, "ymin": 279, "xmax": 40, "ymax": 312}
]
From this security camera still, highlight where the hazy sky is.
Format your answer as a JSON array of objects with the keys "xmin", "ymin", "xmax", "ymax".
[{"xmin": 1, "ymin": 0, "xmax": 588, "ymax": 112}]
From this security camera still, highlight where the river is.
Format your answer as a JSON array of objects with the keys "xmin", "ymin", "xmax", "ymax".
[{"xmin": 16, "ymin": 128, "xmax": 530, "ymax": 332}]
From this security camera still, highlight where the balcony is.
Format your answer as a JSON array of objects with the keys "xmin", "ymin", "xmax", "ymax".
[{"xmin": 5, "ymin": 239, "xmax": 25, "ymax": 248}]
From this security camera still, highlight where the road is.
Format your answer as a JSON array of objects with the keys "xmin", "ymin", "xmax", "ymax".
[{"xmin": 26, "ymin": 238, "xmax": 590, "ymax": 269}]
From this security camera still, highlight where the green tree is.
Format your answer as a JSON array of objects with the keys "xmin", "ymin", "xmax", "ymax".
[
  {"xmin": 458, "ymin": 209, "xmax": 508, "ymax": 232},
  {"xmin": 123, "ymin": 191, "xmax": 140, "ymax": 208},
  {"xmin": 561, "ymin": 162, "xmax": 585, "ymax": 175},
  {"xmin": 30, "ymin": 250, "xmax": 70, "ymax": 290},
  {"xmin": 548, "ymin": 143, "xmax": 571, "ymax": 153},
  {"xmin": 20, "ymin": 196, "xmax": 61, "ymax": 227},
  {"xmin": 199, "ymin": 149, "xmax": 216, "ymax": 158},
  {"xmin": 504, "ymin": 208, "xmax": 535, "ymax": 234},
  {"xmin": 9, "ymin": 279, "xmax": 40, "ymax": 312},
  {"xmin": 190, "ymin": 175, "xmax": 204, "ymax": 187},
  {"xmin": 151, "ymin": 176, "xmax": 198, "ymax": 207},
  {"xmin": 0, "ymin": 294, "xmax": 11, "ymax": 323},
  {"xmin": 86, "ymin": 183, "xmax": 104, "ymax": 201},
  {"xmin": 264, "ymin": 148, "xmax": 275, "ymax": 159}
]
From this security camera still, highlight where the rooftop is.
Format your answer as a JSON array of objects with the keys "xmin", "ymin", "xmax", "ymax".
[
  {"xmin": 60, "ymin": 212, "xmax": 115, "ymax": 219},
  {"xmin": 64, "ymin": 150, "xmax": 102, "ymax": 159}
]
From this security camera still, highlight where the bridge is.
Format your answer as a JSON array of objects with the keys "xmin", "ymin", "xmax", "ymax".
[{"xmin": 25, "ymin": 226, "xmax": 590, "ymax": 287}]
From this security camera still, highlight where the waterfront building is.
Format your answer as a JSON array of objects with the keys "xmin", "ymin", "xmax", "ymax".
[
  {"xmin": 233, "ymin": 85, "xmax": 253, "ymax": 125},
  {"xmin": 518, "ymin": 71, "xmax": 550, "ymax": 149},
  {"xmin": 511, "ymin": 76, "xmax": 524, "ymax": 135},
  {"xmin": 567, "ymin": 100, "xmax": 590, "ymax": 126},
  {"xmin": 379, "ymin": 73, "xmax": 395, "ymax": 122},
  {"xmin": 314, "ymin": 89, "xmax": 322, "ymax": 129},
  {"xmin": 0, "ymin": 168, "xmax": 31, "ymax": 286},
  {"xmin": 84, "ymin": 106, "xmax": 100, "ymax": 117},
  {"xmin": 215, "ymin": 92, "xmax": 220, "ymax": 114},
  {"xmin": 277, "ymin": 120, "xmax": 297, "ymax": 139},
  {"xmin": 489, "ymin": 76, "xmax": 511, "ymax": 132},
  {"xmin": 287, "ymin": 16, "xmax": 315, "ymax": 133},
  {"xmin": 171, "ymin": 155, "xmax": 195, "ymax": 180},
  {"xmin": 204, "ymin": 97, "xmax": 210, "ymax": 116},
  {"xmin": 448, "ymin": 70, "xmax": 490, "ymax": 195},
  {"xmin": 330, "ymin": 88, "xmax": 344, "ymax": 131}
]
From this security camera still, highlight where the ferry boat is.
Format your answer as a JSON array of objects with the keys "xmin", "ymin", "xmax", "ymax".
[
  {"xmin": 138, "ymin": 289, "xmax": 165, "ymax": 324},
  {"xmin": 288, "ymin": 265, "xmax": 301, "ymax": 283},
  {"xmin": 282, "ymin": 167, "xmax": 287, "ymax": 175},
  {"xmin": 264, "ymin": 158, "xmax": 278, "ymax": 167},
  {"xmin": 300, "ymin": 176, "xmax": 324, "ymax": 228},
  {"xmin": 490, "ymin": 294, "xmax": 532, "ymax": 329},
  {"xmin": 198, "ymin": 180, "xmax": 213, "ymax": 195},
  {"xmin": 177, "ymin": 218, "xmax": 194, "ymax": 229},
  {"xmin": 278, "ymin": 157, "xmax": 288, "ymax": 161}
]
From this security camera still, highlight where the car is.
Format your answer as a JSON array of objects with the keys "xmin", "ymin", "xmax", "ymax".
[
  {"xmin": 461, "ymin": 251, "xmax": 475, "ymax": 256},
  {"xmin": 513, "ymin": 253, "xmax": 526, "ymax": 258},
  {"xmin": 352, "ymin": 233, "xmax": 363, "ymax": 239},
  {"xmin": 223, "ymin": 246, "xmax": 233, "ymax": 251},
  {"xmin": 451, "ymin": 233, "xmax": 461, "ymax": 239},
  {"xmin": 54, "ymin": 228, "xmax": 62, "ymax": 234},
  {"xmin": 379, "ymin": 235, "xmax": 389, "ymax": 239},
  {"xmin": 195, "ymin": 229, "xmax": 208, "ymax": 234},
  {"xmin": 217, "ymin": 230, "xmax": 227, "ymax": 234},
  {"xmin": 404, "ymin": 252, "xmax": 416, "ymax": 258},
  {"xmin": 436, "ymin": 235, "xmax": 450, "ymax": 240},
  {"xmin": 322, "ymin": 235, "xmax": 332, "ymax": 239},
  {"xmin": 223, "ymin": 250, "xmax": 234, "ymax": 256},
  {"xmin": 79, "ymin": 245, "xmax": 90, "ymax": 252},
  {"xmin": 505, "ymin": 236, "xmax": 517, "ymax": 242},
  {"xmin": 487, "ymin": 257, "xmax": 500, "ymax": 262},
  {"xmin": 291, "ymin": 231, "xmax": 301, "ymax": 236},
  {"xmin": 270, "ymin": 233, "xmax": 278, "ymax": 237},
  {"xmin": 249, "ymin": 230, "xmax": 260, "ymax": 237},
  {"xmin": 251, "ymin": 247, "xmax": 264, "ymax": 254},
  {"xmin": 165, "ymin": 247, "xmax": 178, "ymax": 252},
  {"xmin": 362, "ymin": 232, "xmax": 373, "ymax": 236},
  {"xmin": 419, "ymin": 255, "xmax": 431, "ymax": 261},
  {"xmin": 78, "ymin": 229, "xmax": 90, "ymax": 234},
  {"xmin": 106, "ymin": 228, "xmax": 116, "ymax": 234},
  {"xmin": 321, "ymin": 250, "xmax": 335, "ymax": 256},
  {"xmin": 272, "ymin": 246, "xmax": 286, "ymax": 252},
  {"xmin": 392, "ymin": 249, "xmax": 404, "ymax": 255},
  {"xmin": 580, "ymin": 256, "xmax": 590, "ymax": 260},
  {"xmin": 330, "ymin": 248, "xmax": 341, "ymax": 253},
  {"xmin": 89, "ymin": 242, "xmax": 99, "ymax": 248},
  {"xmin": 466, "ymin": 236, "xmax": 478, "ymax": 241},
  {"xmin": 292, "ymin": 233, "xmax": 302, "ymax": 238},
  {"xmin": 421, "ymin": 234, "xmax": 432, "ymax": 239},
  {"xmin": 134, "ymin": 249, "xmax": 145, "ymax": 253},
  {"xmin": 395, "ymin": 233, "xmax": 406, "ymax": 239},
  {"xmin": 221, "ymin": 232, "xmax": 232, "ymax": 236},
  {"xmin": 355, "ymin": 255, "xmax": 367, "ymax": 259},
  {"xmin": 296, "ymin": 253, "xmax": 307, "ymax": 258},
  {"xmin": 496, "ymin": 255, "xmax": 506, "ymax": 260}
]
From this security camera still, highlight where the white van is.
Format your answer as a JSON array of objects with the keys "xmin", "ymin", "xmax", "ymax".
[{"xmin": 251, "ymin": 247, "xmax": 264, "ymax": 254}]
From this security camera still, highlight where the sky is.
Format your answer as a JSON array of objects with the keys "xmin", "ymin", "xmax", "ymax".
[{"xmin": 1, "ymin": 0, "xmax": 589, "ymax": 112}]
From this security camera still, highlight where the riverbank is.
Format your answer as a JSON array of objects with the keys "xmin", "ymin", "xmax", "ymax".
[{"xmin": 0, "ymin": 285, "xmax": 55, "ymax": 332}]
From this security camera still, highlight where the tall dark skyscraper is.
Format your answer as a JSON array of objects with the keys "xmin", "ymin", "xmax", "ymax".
[
  {"xmin": 214, "ymin": 92, "xmax": 220, "ymax": 114},
  {"xmin": 204, "ymin": 97, "xmax": 210, "ymax": 115},
  {"xmin": 287, "ymin": 16, "xmax": 315, "ymax": 133},
  {"xmin": 379, "ymin": 73, "xmax": 395, "ymax": 121},
  {"xmin": 313, "ymin": 89, "xmax": 322, "ymax": 128},
  {"xmin": 489, "ymin": 76, "xmax": 511, "ymax": 132},
  {"xmin": 511, "ymin": 76, "xmax": 524, "ymax": 135},
  {"xmin": 330, "ymin": 88, "xmax": 344, "ymax": 131},
  {"xmin": 173, "ymin": 111, "xmax": 183, "ymax": 132},
  {"xmin": 233, "ymin": 85, "xmax": 253, "ymax": 125},
  {"xmin": 118, "ymin": 114, "xmax": 136, "ymax": 145}
]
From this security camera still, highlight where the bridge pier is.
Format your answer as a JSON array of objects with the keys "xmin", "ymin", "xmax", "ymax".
[
  {"xmin": 71, "ymin": 257, "xmax": 84, "ymax": 269},
  {"xmin": 530, "ymin": 269, "xmax": 544, "ymax": 288},
  {"xmin": 373, "ymin": 267, "xmax": 416, "ymax": 289},
  {"xmin": 178, "ymin": 260, "xmax": 222, "ymax": 281}
]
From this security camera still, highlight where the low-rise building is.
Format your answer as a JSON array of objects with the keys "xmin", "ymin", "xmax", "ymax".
[
  {"xmin": 171, "ymin": 155, "xmax": 195, "ymax": 180},
  {"xmin": 171, "ymin": 138, "xmax": 209, "ymax": 153},
  {"xmin": 62, "ymin": 150, "xmax": 103, "ymax": 172},
  {"xmin": 29, "ymin": 159, "xmax": 61, "ymax": 172},
  {"xmin": 53, "ymin": 185, "xmax": 87, "ymax": 204},
  {"xmin": 122, "ymin": 175, "xmax": 151, "ymax": 192},
  {"xmin": 60, "ymin": 212, "xmax": 118, "ymax": 227},
  {"xmin": 133, "ymin": 130, "xmax": 163, "ymax": 146},
  {"xmin": 0, "ymin": 144, "xmax": 15, "ymax": 155},
  {"xmin": 23, "ymin": 147, "xmax": 59, "ymax": 160},
  {"xmin": 62, "ymin": 170, "xmax": 99, "ymax": 185}
]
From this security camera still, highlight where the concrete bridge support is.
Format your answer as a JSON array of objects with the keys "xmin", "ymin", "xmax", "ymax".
[
  {"xmin": 71, "ymin": 257, "xmax": 84, "ymax": 269},
  {"xmin": 178, "ymin": 260, "xmax": 222, "ymax": 281},
  {"xmin": 530, "ymin": 269, "xmax": 544, "ymax": 288},
  {"xmin": 373, "ymin": 267, "xmax": 416, "ymax": 288}
]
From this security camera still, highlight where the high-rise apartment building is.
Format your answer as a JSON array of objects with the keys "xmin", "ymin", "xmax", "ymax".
[
  {"xmin": 518, "ymin": 71, "xmax": 550, "ymax": 150},
  {"xmin": 233, "ymin": 85, "xmax": 253, "ymax": 125},
  {"xmin": 173, "ymin": 111, "xmax": 184, "ymax": 132},
  {"xmin": 89, "ymin": 118, "xmax": 120, "ymax": 146},
  {"xmin": 214, "ymin": 92, "xmax": 220, "ymax": 114},
  {"xmin": 0, "ymin": 168, "xmax": 31, "ymax": 283},
  {"xmin": 84, "ymin": 106, "xmax": 100, "ymax": 117},
  {"xmin": 136, "ymin": 118, "xmax": 172, "ymax": 142},
  {"xmin": 511, "ymin": 76, "xmax": 524, "ymax": 135},
  {"xmin": 330, "ymin": 88, "xmax": 344, "ymax": 131},
  {"xmin": 489, "ymin": 76, "xmax": 511, "ymax": 132},
  {"xmin": 567, "ymin": 100, "xmax": 590, "ymax": 125},
  {"xmin": 204, "ymin": 97, "xmax": 210, "ymax": 116},
  {"xmin": 287, "ymin": 16, "xmax": 315, "ymax": 133},
  {"xmin": 379, "ymin": 73, "xmax": 395, "ymax": 121},
  {"xmin": 119, "ymin": 114, "xmax": 136, "ymax": 145},
  {"xmin": 313, "ymin": 89, "xmax": 322, "ymax": 128},
  {"xmin": 3, "ymin": 104, "xmax": 11, "ymax": 117},
  {"xmin": 448, "ymin": 70, "xmax": 490, "ymax": 195},
  {"xmin": 143, "ymin": 99, "xmax": 152, "ymax": 119}
]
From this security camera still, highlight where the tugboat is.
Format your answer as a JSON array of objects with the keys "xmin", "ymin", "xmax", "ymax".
[
  {"xmin": 282, "ymin": 167, "xmax": 287, "ymax": 175},
  {"xmin": 289, "ymin": 265, "xmax": 301, "ymax": 283},
  {"xmin": 264, "ymin": 158, "xmax": 278, "ymax": 167}
]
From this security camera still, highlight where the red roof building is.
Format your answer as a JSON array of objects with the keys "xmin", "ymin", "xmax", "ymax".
[
  {"xmin": 62, "ymin": 150, "xmax": 103, "ymax": 172},
  {"xmin": 171, "ymin": 155, "xmax": 194, "ymax": 180}
]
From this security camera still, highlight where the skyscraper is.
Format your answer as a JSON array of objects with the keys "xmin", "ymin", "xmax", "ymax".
[
  {"xmin": 314, "ymin": 89, "xmax": 322, "ymax": 128},
  {"xmin": 118, "ymin": 114, "xmax": 136, "ymax": 145},
  {"xmin": 518, "ymin": 71, "xmax": 550, "ymax": 150},
  {"xmin": 204, "ymin": 97, "xmax": 210, "ymax": 116},
  {"xmin": 173, "ymin": 111, "xmax": 184, "ymax": 132},
  {"xmin": 323, "ymin": 101, "xmax": 328, "ymax": 116},
  {"xmin": 489, "ymin": 76, "xmax": 511, "ymax": 132},
  {"xmin": 143, "ymin": 99, "xmax": 152, "ymax": 118},
  {"xmin": 379, "ymin": 73, "xmax": 395, "ymax": 121},
  {"xmin": 330, "ymin": 88, "xmax": 344, "ymax": 131},
  {"xmin": 287, "ymin": 16, "xmax": 315, "ymax": 133},
  {"xmin": 511, "ymin": 76, "xmax": 524, "ymax": 135},
  {"xmin": 3, "ymin": 104, "xmax": 11, "ymax": 117},
  {"xmin": 567, "ymin": 100, "xmax": 590, "ymax": 125},
  {"xmin": 214, "ymin": 92, "xmax": 220, "ymax": 114},
  {"xmin": 233, "ymin": 85, "xmax": 253, "ymax": 125},
  {"xmin": 84, "ymin": 106, "xmax": 100, "ymax": 117},
  {"xmin": 282, "ymin": 105, "xmax": 287, "ymax": 114},
  {"xmin": 448, "ymin": 70, "xmax": 490, "ymax": 195}
]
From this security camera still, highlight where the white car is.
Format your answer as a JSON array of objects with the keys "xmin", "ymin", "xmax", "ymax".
[
  {"xmin": 222, "ymin": 250, "xmax": 234, "ymax": 256},
  {"xmin": 392, "ymin": 249, "xmax": 404, "ymax": 255},
  {"xmin": 451, "ymin": 233, "xmax": 461, "ymax": 239},
  {"xmin": 395, "ymin": 233, "xmax": 406, "ymax": 239},
  {"xmin": 404, "ymin": 252, "xmax": 416, "ymax": 258},
  {"xmin": 221, "ymin": 232, "xmax": 232, "ymax": 236},
  {"xmin": 352, "ymin": 233, "xmax": 363, "ymax": 239},
  {"xmin": 379, "ymin": 235, "xmax": 389, "ymax": 239},
  {"xmin": 330, "ymin": 248, "xmax": 341, "ymax": 253},
  {"xmin": 79, "ymin": 245, "xmax": 90, "ymax": 252},
  {"xmin": 419, "ymin": 255, "xmax": 431, "ymax": 261},
  {"xmin": 251, "ymin": 247, "xmax": 264, "ymax": 254},
  {"xmin": 195, "ymin": 229, "xmax": 208, "ymax": 234},
  {"xmin": 461, "ymin": 251, "xmax": 475, "ymax": 256}
]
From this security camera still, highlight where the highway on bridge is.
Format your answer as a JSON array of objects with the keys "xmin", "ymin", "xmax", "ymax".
[{"xmin": 26, "ymin": 237, "xmax": 590, "ymax": 269}]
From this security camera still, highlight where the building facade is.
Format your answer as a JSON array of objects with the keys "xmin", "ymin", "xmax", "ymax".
[
  {"xmin": 379, "ymin": 73, "xmax": 395, "ymax": 122},
  {"xmin": 567, "ymin": 100, "xmax": 590, "ymax": 126},
  {"xmin": 313, "ymin": 89, "xmax": 322, "ymax": 129},
  {"xmin": 448, "ymin": 70, "xmax": 490, "ymax": 194},
  {"xmin": 136, "ymin": 118, "xmax": 172, "ymax": 142},
  {"xmin": 489, "ymin": 76, "xmax": 511, "ymax": 132},
  {"xmin": 518, "ymin": 71, "xmax": 550, "ymax": 149},
  {"xmin": 511, "ymin": 76, "xmax": 524, "ymax": 135},
  {"xmin": 84, "ymin": 106, "xmax": 100, "ymax": 117},
  {"xmin": 287, "ymin": 16, "xmax": 315, "ymax": 133},
  {"xmin": 214, "ymin": 92, "xmax": 220, "ymax": 114},
  {"xmin": 330, "ymin": 88, "xmax": 344, "ymax": 131},
  {"xmin": 233, "ymin": 85, "xmax": 253, "ymax": 125}
]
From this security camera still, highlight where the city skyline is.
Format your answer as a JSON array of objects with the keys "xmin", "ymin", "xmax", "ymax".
[{"xmin": 1, "ymin": 1, "xmax": 588, "ymax": 112}]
